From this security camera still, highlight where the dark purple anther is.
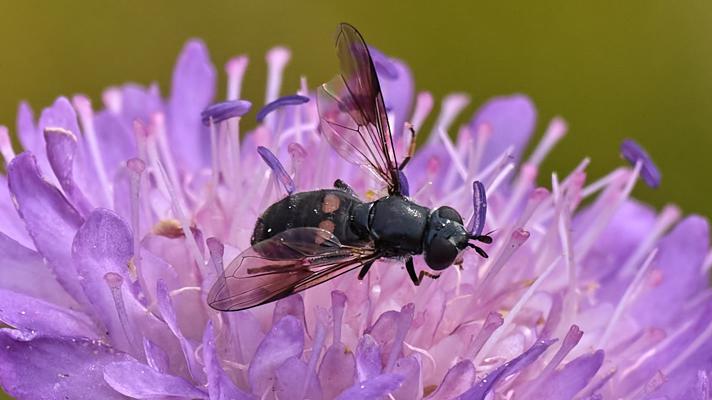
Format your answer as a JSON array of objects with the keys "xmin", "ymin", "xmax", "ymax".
[
  {"xmin": 367, "ymin": 46, "xmax": 399, "ymax": 80},
  {"xmin": 620, "ymin": 139, "xmax": 661, "ymax": 188},
  {"xmin": 256, "ymin": 95, "xmax": 310, "ymax": 122},
  {"xmin": 257, "ymin": 146, "xmax": 296, "ymax": 195},
  {"xmin": 201, "ymin": 100, "xmax": 252, "ymax": 126},
  {"xmin": 397, "ymin": 170, "xmax": 409, "ymax": 196},
  {"xmin": 468, "ymin": 180, "xmax": 487, "ymax": 236}
]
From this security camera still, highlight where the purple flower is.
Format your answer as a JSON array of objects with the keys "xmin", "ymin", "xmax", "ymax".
[{"xmin": 0, "ymin": 36, "xmax": 710, "ymax": 400}]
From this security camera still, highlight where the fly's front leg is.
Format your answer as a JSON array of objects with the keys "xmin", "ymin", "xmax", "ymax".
[
  {"xmin": 398, "ymin": 123, "xmax": 417, "ymax": 170},
  {"xmin": 405, "ymin": 257, "xmax": 440, "ymax": 286},
  {"xmin": 358, "ymin": 259, "xmax": 375, "ymax": 280},
  {"xmin": 334, "ymin": 179, "xmax": 356, "ymax": 196}
]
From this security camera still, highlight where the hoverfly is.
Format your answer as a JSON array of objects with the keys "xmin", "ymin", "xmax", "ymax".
[{"xmin": 208, "ymin": 23, "xmax": 492, "ymax": 312}]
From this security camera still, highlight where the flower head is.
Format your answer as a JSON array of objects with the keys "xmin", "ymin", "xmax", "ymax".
[{"xmin": 0, "ymin": 35, "xmax": 710, "ymax": 400}]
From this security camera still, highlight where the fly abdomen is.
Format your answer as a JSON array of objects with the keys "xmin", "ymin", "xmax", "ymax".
[{"xmin": 251, "ymin": 189, "xmax": 369, "ymax": 246}]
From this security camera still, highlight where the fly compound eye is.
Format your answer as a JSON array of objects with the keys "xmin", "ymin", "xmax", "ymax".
[
  {"xmin": 425, "ymin": 235, "xmax": 458, "ymax": 271},
  {"xmin": 435, "ymin": 206, "xmax": 463, "ymax": 225}
]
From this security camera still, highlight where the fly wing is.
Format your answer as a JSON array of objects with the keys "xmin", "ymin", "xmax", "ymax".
[
  {"xmin": 317, "ymin": 23, "xmax": 404, "ymax": 195},
  {"xmin": 208, "ymin": 227, "xmax": 378, "ymax": 311}
]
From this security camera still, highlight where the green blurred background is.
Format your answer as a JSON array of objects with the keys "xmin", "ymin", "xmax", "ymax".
[
  {"xmin": 0, "ymin": 1, "xmax": 710, "ymax": 398},
  {"xmin": 1, "ymin": 1, "xmax": 711, "ymax": 216}
]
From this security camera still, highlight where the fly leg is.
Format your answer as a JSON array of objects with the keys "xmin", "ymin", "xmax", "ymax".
[
  {"xmin": 334, "ymin": 179, "xmax": 356, "ymax": 196},
  {"xmin": 398, "ymin": 123, "xmax": 417, "ymax": 170},
  {"xmin": 405, "ymin": 257, "xmax": 440, "ymax": 286},
  {"xmin": 358, "ymin": 259, "xmax": 375, "ymax": 280}
]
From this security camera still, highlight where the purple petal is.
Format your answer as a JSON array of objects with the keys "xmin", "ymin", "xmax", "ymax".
[
  {"xmin": 7, "ymin": 152, "xmax": 88, "ymax": 306},
  {"xmin": 248, "ymin": 315, "xmax": 304, "ymax": 395},
  {"xmin": 527, "ymin": 350, "xmax": 604, "ymax": 399},
  {"xmin": 390, "ymin": 355, "xmax": 422, "ymax": 400},
  {"xmin": 0, "ymin": 175, "xmax": 33, "ymax": 247},
  {"xmin": 93, "ymin": 110, "xmax": 137, "ymax": 178},
  {"xmin": 44, "ymin": 127, "xmax": 94, "ymax": 215},
  {"xmin": 143, "ymin": 338, "xmax": 169, "ymax": 373},
  {"xmin": 335, "ymin": 373, "xmax": 404, "ymax": 400},
  {"xmin": 458, "ymin": 339, "xmax": 556, "ymax": 399},
  {"xmin": 257, "ymin": 146, "xmax": 296, "ymax": 195},
  {"xmin": 374, "ymin": 51, "xmax": 414, "ymax": 139},
  {"xmin": 368, "ymin": 46, "xmax": 399, "ymax": 79},
  {"xmin": 16, "ymin": 101, "xmax": 39, "ymax": 155},
  {"xmin": 0, "ymin": 329, "xmax": 130, "ymax": 399},
  {"xmin": 256, "ymin": 95, "xmax": 310, "ymax": 122},
  {"xmin": 272, "ymin": 294, "xmax": 306, "ymax": 327},
  {"xmin": 203, "ymin": 321, "xmax": 254, "ymax": 400},
  {"xmin": 468, "ymin": 180, "xmax": 487, "ymax": 236},
  {"xmin": 426, "ymin": 360, "xmax": 476, "ymax": 400},
  {"xmin": 168, "ymin": 39, "xmax": 216, "ymax": 170},
  {"xmin": 156, "ymin": 279, "xmax": 204, "ymax": 382},
  {"xmin": 72, "ymin": 208, "xmax": 134, "ymax": 351},
  {"xmin": 0, "ymin": 231, "xmax": 75, "ymax": 307},
  {"xmin": 38, "ymin": 96, "xmax": 82, "ymax": 139},
  {"xmin": 355, "ymin": 334, "xmax": 383, "ymax": 382},
  {"xmin": 275, "ymin": 356, "xmax": 323, "ymax": 400},
  {"xmin": 0, "ymin": 289, "xmax": 97, "ymax": 338},
  {"xmin": 469, "ymin": 95, "xmax": 536, "ymax": 168},
  {"xmin": 108, "ymin": 83, "xmax": 163, "ymax": 125},
  {"xmin": 631, "ymin": 216, "xmax": 709, "ymax": 327},
  {"xmin": 319, "ymin": 342, "xmax": 356, "ymax": 399},
  {"xmin": 226, "ymin": 310, "xmax": 264, "ymax": 366},
  {"xmin": 39, "ymin": 97, "xmax": 105, "ymax": 203},
  {"xmin": 201, "ymin": 100, "xmax": 252, "ymax": 126},
  {"xmin": 104, "ymin": 359, "xmax": 208, "ymax": 399},
  {"xmin": 620, "ymin": 138, "xmax": 661, "ymax": 188}
]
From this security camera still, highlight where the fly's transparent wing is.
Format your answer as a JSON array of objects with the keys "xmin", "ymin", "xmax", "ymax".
[
  {"xmin": 317, "ymin": 23, "xmax": 404, "ymax": 195},
  {"xmin": 208, "ymin": 228, "xmax": 378, "ymax": 311}
]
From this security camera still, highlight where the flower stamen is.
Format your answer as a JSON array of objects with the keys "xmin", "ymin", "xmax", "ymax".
[
  {"xmin": 104, "ymin": 272, "xmax": 138, "ymax": 355},
  {"xmin": 598, "ymin": 248, "xmax": 657, "ymax": 349},
  {"xmin": 73, "ymin": 95, "xmax": 112, "ymax": 206},
  {"xmin": 526, "ymin": 117, "xmax": 567, "ymax": 167},
  {"xmin": 0, "ymin": 126, "xmax": 16, "ymax": 165},
  {"xmin": 619, "ymin": 204, "xmax": 680, "ymax": 278},
  {"xmin": 226, "ymin": 56, "xmax": 248, "ymax": 101}
]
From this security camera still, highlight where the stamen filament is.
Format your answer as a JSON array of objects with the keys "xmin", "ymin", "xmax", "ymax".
[
  {"xmin": 598, "ymin": 249, "xmax": 657, "ymax": 349},
  {"xmin": 104, "ymin": 272, "xmax": 138, "ymax": 355},
  {"xmin": 427, "ymin": 94, "xmax": 470, "ymax": 144},
  {"xmin": 156, "ymin": 158, "xmax": 206, "ymax": 270},
  {"xmin": 127, "ymin": 158, "xmax": 150, "ymax": 301},
  {"xmin": 476, "ymin": 254, "xmax": 562, "ymax": 364},
  {"xmin": 438, "ymin": 128, "xmax": 468, "ymax": 180},
  {"xmin": 0, "ymin": 126, "xmax": 16, "ymax": 165},
  {"xmin": 73, "ymin": 96, "xmax": 112, "ymax": 206},
  {"xmin": 225, "ymin": 56, "xmax": 248, "ymax": 101},
  {"xmin": 619, "ymin": 204, "xmax": 680, "ymax": 278},
  {"xmin": 526, "ymin": 117, "xmax": 567, "ymax": 167},
  {"xmin": 411, "ymin": 92, "xmax": 434, "ymax": 132}
]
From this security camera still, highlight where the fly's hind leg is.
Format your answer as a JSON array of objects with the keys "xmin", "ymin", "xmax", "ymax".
[
  {"xmin": 398, "ymin": 123, "xmax": 417, "ymax": 170},
  {"xmin": 405, "ymin": 257, "xmax": 440, "ymax": 286},
  {"xmin": 334, "ymin": 179, "xmax": 356, "ymax": 196}
]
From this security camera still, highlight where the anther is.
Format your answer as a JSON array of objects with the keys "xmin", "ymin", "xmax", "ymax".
[
  {"xmin": 620, "ymin": 139, "xmax": 661, "ymax": 188},
  {"xmin": 256, "ymin": 95, "xmax": 310, "ymax": 123},
  {"xmin": 200, "ymin": 100, "xmax": 252, "ymax": 126}
]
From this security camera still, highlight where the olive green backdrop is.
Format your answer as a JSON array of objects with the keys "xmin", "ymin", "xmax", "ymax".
[
  {"xmin": 1, "ymin": 1, "xmax": 710, "ymax": 216},
  {"xmin": 0, "ymin": 1, "xmax": 710, "ymax": 398}
]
